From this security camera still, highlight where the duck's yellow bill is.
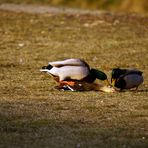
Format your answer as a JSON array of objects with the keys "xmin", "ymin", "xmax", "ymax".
[{"xmin": 111, "ymin": 79, "xmax": 116, "ymax": 86}]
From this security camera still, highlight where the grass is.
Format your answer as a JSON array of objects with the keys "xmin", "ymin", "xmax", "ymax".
[{"xmin": 0, "ymin": 8, "xmax": 148, "ymax": 148}]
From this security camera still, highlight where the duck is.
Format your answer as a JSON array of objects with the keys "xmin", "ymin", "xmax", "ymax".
[
  {"xmin": 40, "ymin": 58, "xmax": 110, "ymax": 87},
  {"xmin": 111, "ymin": 68, "xmax": 144, "ymax": 90}
]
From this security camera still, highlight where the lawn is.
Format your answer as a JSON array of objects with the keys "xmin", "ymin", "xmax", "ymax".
[{"xmin": 0, "ymin": 6, "xmax": 148, "ymax": 148}]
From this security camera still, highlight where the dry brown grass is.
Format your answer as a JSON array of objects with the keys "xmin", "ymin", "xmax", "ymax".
[{"xmin": 0, "ymin": 9, "xmax": 148, "ymax": 148}]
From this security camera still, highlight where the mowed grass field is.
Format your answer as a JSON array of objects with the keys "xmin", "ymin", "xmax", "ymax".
[{"xmin": 0, "ymin": 8, "xmax": 148, "ymax": 148}]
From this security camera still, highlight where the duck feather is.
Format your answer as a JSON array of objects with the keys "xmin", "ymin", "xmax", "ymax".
[{"xmin": 49, "ymin": 58, "xmax": 89, "ymax": 68}]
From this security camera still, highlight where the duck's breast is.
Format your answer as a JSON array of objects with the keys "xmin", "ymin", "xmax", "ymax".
[{"xmin": 124, "ymin": 74, "xmax": 143, "ymax": 89}]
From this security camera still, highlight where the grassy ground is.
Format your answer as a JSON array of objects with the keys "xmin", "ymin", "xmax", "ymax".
[{"xmin": 0, "ymin": 8, "xmax": 148, "ymax": 148}]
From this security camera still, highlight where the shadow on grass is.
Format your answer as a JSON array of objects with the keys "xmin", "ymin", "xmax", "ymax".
[
  {"xmin": 137, "ymin": 89, "xmax": 148, "ymax": 92},
  {"xmin": 115, "ymin": 88, "xmax": 148, "ymax": 93}
]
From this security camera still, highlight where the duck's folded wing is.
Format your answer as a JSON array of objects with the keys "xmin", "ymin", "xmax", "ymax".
[
  {"xmin": 124, "ymin": 69, "xmax": 143, "ymax": 76},
  {"xmin": 49, "ymin": 58, "xmax": 89, "ymax": 67}
]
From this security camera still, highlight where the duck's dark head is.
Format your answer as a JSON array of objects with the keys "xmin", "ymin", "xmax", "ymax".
[
  {"xmin": 111, "ymin": 68, "xmax": 125, "ymax": 86},
  {"xmin": 90, "ymin": 69, "xmax": 110, "ymax": 85}
]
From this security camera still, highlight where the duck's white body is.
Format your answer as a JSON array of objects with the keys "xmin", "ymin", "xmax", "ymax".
[
  {"xmin": 42, "ymin": 66, "xmax": 89, "ymax": 81},
  {"xmin": 40, "ymin": 58, "xmax": 90, "ymax": 81}
]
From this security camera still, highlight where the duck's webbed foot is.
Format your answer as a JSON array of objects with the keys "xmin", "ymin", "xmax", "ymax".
[
  {"xmin": 130, "ymin": 86, "xmax": 139, "ymax": 92},
  {"xmin": 54, "ymin": 85, "xmax": 75, "ymax": 91},
  {"xmin": 54, "ymin": 81, "xmax": 77, "ymax": 91},
  {"xmin": 135, "ymin": 86, "xmax": 139, "ymax": 91},
  {"xmin": 60, "ymin": 80, "xmax": 76, "ymax": 86},
  {"xmin": 57, "ymin": 81, "xmax": 85, "ymax": 91}
]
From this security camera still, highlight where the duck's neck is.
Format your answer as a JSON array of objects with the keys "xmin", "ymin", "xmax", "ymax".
[{"xmin": 90, "ymin": 69, "xmax": 107, "ymax": 80}]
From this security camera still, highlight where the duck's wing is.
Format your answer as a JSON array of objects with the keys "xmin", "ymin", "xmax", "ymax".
[
  {"xmin": 49, "ymin": 58, "xmax": 89, "ymax": 68},
  {"xmin": 124, "ymin": 69, "xmax": 143, "ymax": 76}
]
